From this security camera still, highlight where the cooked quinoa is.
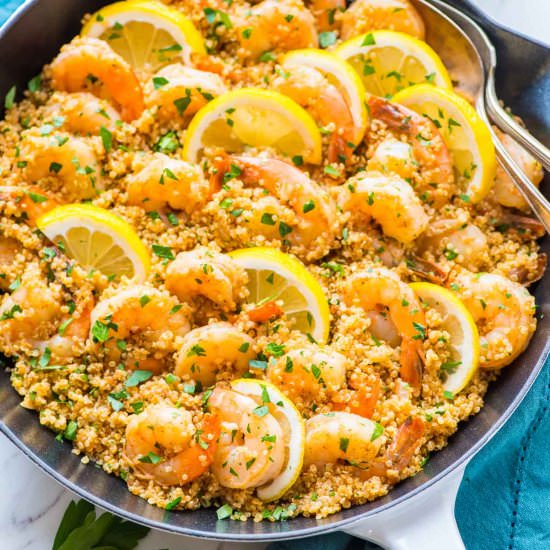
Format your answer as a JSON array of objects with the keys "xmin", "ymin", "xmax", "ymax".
[{"xmin": 0, "ymin": 0, "xmax": 545, "ymax": 522}]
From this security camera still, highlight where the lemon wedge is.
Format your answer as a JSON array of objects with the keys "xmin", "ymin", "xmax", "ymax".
[
  {"xmin": 231, "ymin": 378, "xmax": 305, "ymax": 501},
  {"xmin": 281, "ymin": 49, "xmax": 369, "ymax": 143},
  {"xmin": 82, "ymin": 0, "xmax": 205, "ymax": 74},
  {"xmin": 182, "ymin": 88, "xmax": 322, "ymax": 164},
  {"xmin": 410, "ymin": 282, "xmax": 479, "ymax": 394},
  {"xmin": 393, "ymin": 84, "xmax": 496, "ymax": 203},
  {"xmin": 229, "ymin": 247, "xmax": 330, "ymax": 343},
  {"xmin": 37, "ymin": 204, "xmax": 150, "ymax": 282},
  {"xmin": 335, "ymin": 30, "xmax": 452, "ymax": 98}
]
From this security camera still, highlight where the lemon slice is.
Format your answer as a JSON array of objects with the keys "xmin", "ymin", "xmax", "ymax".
[
  {"xmin": 410, "ymin": 282, "xmax": 479, "ymax": 394},
  {"xmin": 281, "ymin": 49, "xmax": 369, "ymax": 143},
  {"xmin": 335, "ymin": 30, "xmax": 452, "ymax": 98},
  {"xmin": 37, "ymin": 204, "xmax": 150, "ymax": 282},
  {"xmin": 182, "ymin": 88, "xmax": 322, "ymax": 164},
  {"xmin": 229, "ymin": 247, "xmax": 330, "ymax": 343},
  {"xmin": 82, "ymin": 0, "xmax": 205, "ymax": 74},
  {"xmin": 394, "ymin": 84, "xmax": 496, "ymax": 203},
  {"xmin": 231, "ymin": 378, "xmax": 305, "ymax": 501}
]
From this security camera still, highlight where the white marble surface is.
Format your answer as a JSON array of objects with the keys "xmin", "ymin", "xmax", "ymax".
[{"xmin": 1, "ymin": 2, "xmax": 549, "ymax": 549}]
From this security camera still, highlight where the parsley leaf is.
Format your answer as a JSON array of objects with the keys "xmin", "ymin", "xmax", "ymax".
[
  {"xmin": 319, "ymin": 31, "xmax": 337, "ymax": 48},
  {"xmin": 4, "ymin": 85, "xmax": 16, "ymax": 110},
  {"xmin": 361, "ymin": 32, "xmax": 376, "ymax": 46},
  {"xmin": 154, "ymin": 131, "xmax": 180, "ymax": 153},
  {"xmin": 124, "ymin": 370, "xmax": 153, "ymax": 387},
  {"xmin": 53, "ymin": 499, "xmax": 149, "ymax": 550},
  {"xmin": 152, "ymin": 244, "xmax": 175, "ymax": 260},
  {"xmin": 216, "ymin": 503, "xmax": 233, "ymax": 520},
  {"xmin": 99, "ymin": 126, "xmax": 112, "ymax": 152}
]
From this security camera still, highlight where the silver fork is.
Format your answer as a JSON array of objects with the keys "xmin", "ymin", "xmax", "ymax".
[{"xmin": 412, "ymin": 0, "xmax": 550, "ymax": 232}]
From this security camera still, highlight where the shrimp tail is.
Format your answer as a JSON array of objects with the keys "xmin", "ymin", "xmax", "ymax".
[
  {"xmin": 209, "ymin": 154, "xmax": 232, "ymax": 192},
  {"xmin": 385, "ymin": 416, "xmax": 426, "ymax": 471},
  {"xmin": 399, "ymin": 336, "xmax": 424, "ymax": 394},
  {"xmin": 328, "ymin": 134, "xmax": 353, "ymax": 165},
  {"xmin": 334, "ymin": 377, "xmax": 381, "ymax": 418},
  {"xmin": 248, "ymin": 300, "xmax": 284, "ymax": 323},
  {"xmin": 367, "ymin": 95, "xmax": 413, "ymax": 134},
  {"xmin": 406, "ymin": 255, "xmax": 449, "ymax": 285},
  {"xmin": 171, "ymin": 413, "xmax": 221, "ymax": 482}
]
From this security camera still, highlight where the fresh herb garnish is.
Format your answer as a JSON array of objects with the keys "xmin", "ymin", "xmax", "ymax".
[{"xmin": 52, "ymin": 499, "xmax": 149, "ymax": 550}]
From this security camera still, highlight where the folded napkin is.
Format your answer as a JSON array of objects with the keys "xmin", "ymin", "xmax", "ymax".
[{"xmin": 0, "ymin": 3, "xmax": 548, "ymax": 550}]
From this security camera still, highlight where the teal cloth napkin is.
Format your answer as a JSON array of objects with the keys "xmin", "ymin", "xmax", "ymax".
[{"xmin": 0, "ymin": 2, "xmax": 548, "ymax": 549}]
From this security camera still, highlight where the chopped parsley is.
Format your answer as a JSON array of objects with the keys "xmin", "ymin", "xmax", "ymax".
[
  {"xmin": 99, "ymin": 126, "xmax": 112, "ymax": 152},
  {"xmin": 361, "ymin": 33, "xmax": 376, "ymax": 46},
  {"xmin": 152, "ymin": 76, "xmax": 169, "ymax": 89},
  {"xmin": 319, "ymin": 31, "xmax": 337, "ymax": 48},
  {"xmin": 152, "ymin": 244, "xmax": 175, "ymax": 261},
  {"xmin": 154, "ymin": 131, "xmax": 180, "ymax": 153},
  {"xmin": 4, "ymin": 85, "xmax": 16, "ymax": 110},
  {"xmin": 216, "ymin": 504, "xmax": 233, "ymax": 520},
  {"xmin": 124, "ymin": 370, "xmax": 153, "ymax": 387}
]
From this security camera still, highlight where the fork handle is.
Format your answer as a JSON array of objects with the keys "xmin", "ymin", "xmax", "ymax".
[
  {"xmin": 489, "ymin": 124, "xmax": 550, "ymax": 233},
  {"xmin": 486, "ymin": 77, "xmax": 550, "ymax": 172}
]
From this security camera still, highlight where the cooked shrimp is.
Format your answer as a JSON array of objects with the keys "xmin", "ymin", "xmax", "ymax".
[
  {"xmin": 272, "ymin": 64, "xmax": 361, "ymax": 162},
  {"xmin": 343, "ymin": 267, "xmax": 426, "ymax": 391},
  {"xmin": 0, "ymin": 262, "xmax": 91, "ymax": 361},
  {"xmin": 0, "ymin": 185, "xmax": 59, "ymax": 226},
  {"xmin": 450, "ymin": 270, "xmax": 536, "ymax": 369},
  {"xmin": 235, "ymin": 0, "xmax": 318, "ymax": 59},
  {"xmin": 125, "ymin": 405, "xmax": 220, "ymax": 486},
  {"xmin": 367, "ymin": 138, "xmax": 417, "ymax": 180},
  {"xmin": 44, "ymin": 91, "xmax": 121, "ymax": 135},
  {"xmin": 303, "ymin": 411, "xmax": 384, "ymax": 468},
  {"xmin": 209, "ymin": 388, "xmax": 286, "ymax": 489},
  {"xmin": 50, "ymin": 37, "xmax": 144, "ymax": 122},
  {"xmin": 174, "ymin": 322, "xmax": 256, "ymax": 386},
  {"xmin": 126, "ymin": 153, "xmax": 212, "ymax": 214},
  {"xmin": 19, "ymin": 131, "xmax": 102, "ymax": 201},
  {"xmin": 306, "ymin": 0, "xmax": 346, "ymax": 32},
  {"xmin": 0, "ymin": 263, "xmax": 60, "ymax": 344},
  {"xmin": 34, "ymin": 299, "xmax": 93, "ymax": 362},
  {"xmin": 419, "ymin": 216, "xmax": 488, "ymax": 271},
  {"xmin": 90, "ymin": 286, "xmax": 191, "ymax": 372},
  {"xmin": 0, "ymin": 236, "xmax": 20, "ymax": 290},
  {"xmin": 340, "ymin": 0, "xmax": 425, "ymax": 40},
  {"xmin": 144, "ymin": 63, "xmax": 227, "ymax": 122},
  {"xmin": 365, "ymin": 416, "xmax": 425, "ymax": 479},
  {"xmin": 247, "ymin": 299, "xmax": 285, "ymax": 323},
  {"xmin": 332, "ymin": 376, "xmax": 382, "ymax": 419},
  {"xmin": 493, "ymin": 127, "xmax": 544, "ymax": 211},
  {"xmin": 338, "ymin": 171, "xmax": 429, "ymax": 244},
  {"xmin": 165, "ymin": 247, "xmax": 247, "ymax": 311},
  {"xmin": 368, "ymin": 95, "xmax": 454, "ymax": 208},
  {"xmin": 212, "ymin": 155, "xmax": 339, "ymax": 252},
  {"xmin": 266, "ymin": 344, "xmax": 347, "ymax": 404}
]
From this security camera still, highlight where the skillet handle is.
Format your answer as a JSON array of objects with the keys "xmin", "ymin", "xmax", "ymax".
[{"xmin": 342, "ymin": 466, "xmax": 466, "ymax": 549}]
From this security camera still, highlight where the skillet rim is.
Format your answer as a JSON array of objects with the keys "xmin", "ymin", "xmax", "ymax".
[{"xmin": 0, "ymin": 0, "xmax": 549, "ymax": 541}]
